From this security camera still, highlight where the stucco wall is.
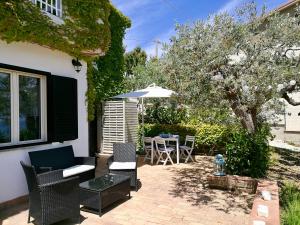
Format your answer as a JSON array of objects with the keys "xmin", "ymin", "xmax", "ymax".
[
  {"xmin": 284, "ymin": 92, "xmax": 300, "ymax": 132},
  {"xmin": 0, "ymin": 41, "xmax": 89, "ymax": 203},
  {"xmin": 271, "ymin": 126, "xmax": 300, "ymax": 145}
]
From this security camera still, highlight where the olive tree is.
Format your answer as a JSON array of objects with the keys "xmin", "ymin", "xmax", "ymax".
[{"xmin": 163, "ymin": 4, "xmax": 300, "ymax": 133}]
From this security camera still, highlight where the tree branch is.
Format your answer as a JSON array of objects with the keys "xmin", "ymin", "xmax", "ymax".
[
  {"xmin": 283, "ymin": 48, "xmax": 300, "ymax": 57},
  {"xmin": 282, "ymin": 92, "xmax": 300, "ymax": 106}
]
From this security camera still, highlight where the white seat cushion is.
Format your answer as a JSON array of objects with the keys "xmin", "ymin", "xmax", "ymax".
[
  {"xmin": 63, "ymin": 165, "xmax": 95, "ymax": 178},
  {"xmin": 109, "ymin": 162, "xmax": 136, "ymax": 170}
]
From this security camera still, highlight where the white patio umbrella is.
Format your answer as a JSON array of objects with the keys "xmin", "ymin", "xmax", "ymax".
[
  {"xmin": 114, "ymin": 83, "xmax": 176, "ymax": 98},
  {"xmin": 113, "ymin": 83, "xmax": 176, "ymax": 139}
]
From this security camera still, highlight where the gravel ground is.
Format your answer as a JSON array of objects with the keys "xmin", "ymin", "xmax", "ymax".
[{"xmin": 267, "ymin": 147, "xmax": 300, "ymax": 187}]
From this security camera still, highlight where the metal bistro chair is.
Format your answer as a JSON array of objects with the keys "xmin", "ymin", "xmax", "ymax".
[
  {"xmin": 143, "ymin": 137, "xmax": 156, "ymax": 163},
  {"xmin": 166, "ymin": 134, "xmax": 179, "ymax": 158},
  {"xmin": 155, "ymin": 137, "xmax": 175, "ymax": 166},
  {"xmin": 20, "ymin": 161, "xmax": 80, "ymax": 225},
  {"xmin": 180, "ymin": 135, "xmax": 196, "ymax": 163}
]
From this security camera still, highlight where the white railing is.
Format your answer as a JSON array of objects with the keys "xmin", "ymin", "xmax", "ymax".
[{"xmin": 30, "ymin": 0, "xmax": 62, "ymax": 18}]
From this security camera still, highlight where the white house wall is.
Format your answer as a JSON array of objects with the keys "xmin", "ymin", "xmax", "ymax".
[
  {"xmin": 0, "ymin": 40, "xmax": 89, "ymax": 203},
  {"xmin": 284, "ymin": 92, "xmax": 300, "ymax": 132}
]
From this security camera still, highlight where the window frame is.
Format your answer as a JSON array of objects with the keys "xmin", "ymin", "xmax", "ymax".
[
  {"xmin": 0, "ymin": 68, "xmax": 47, "ymax": 148},
  {"xmin": 31, "ymin": 0, "xmax": 62, "ymax": 18}
]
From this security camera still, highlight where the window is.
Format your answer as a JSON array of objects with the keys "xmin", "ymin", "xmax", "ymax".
[
  {"xmin": 0, "ymin": 69, "xmax": 47, "ymax": 147},
  {"xmin": 0, "ymin": 73, "xmax": 11, "ymax": 144},
  {"xmin": 19, "ymin": 76, "xmax": 42, "ymax": 141},
  {"xmin": 31, "ymin": 0, "xmax": 62, "ymax": 17}
]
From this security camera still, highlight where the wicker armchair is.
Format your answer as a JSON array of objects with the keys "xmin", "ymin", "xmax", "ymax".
[
  {"xmin": 107, "ymin": 143, "xmax": 138, "ymax": 191},
  {"xmin": 20, "ymin": 161, "xmax": 80, "ymax": 225}
]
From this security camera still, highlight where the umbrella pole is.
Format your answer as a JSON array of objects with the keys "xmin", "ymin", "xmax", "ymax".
[{"xmin": 141, "ymin": 98, "xmax": 145, "ymax": 140}]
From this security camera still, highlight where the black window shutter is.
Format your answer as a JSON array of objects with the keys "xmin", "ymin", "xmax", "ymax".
[{"xmin": 47, "ymin": 75, "xmax": 78, "ymax": 142}]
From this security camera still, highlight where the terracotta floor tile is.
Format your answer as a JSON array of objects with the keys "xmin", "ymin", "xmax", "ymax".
[{"xmin": 1, "ymin": 155, "xmax": 252, "ymax": 225}]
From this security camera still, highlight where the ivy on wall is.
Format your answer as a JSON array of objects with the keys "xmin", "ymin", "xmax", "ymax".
[
  {"xmin": 87, "ymin": 6, "xmax": 131, "ymax": 121},
  {"xmin": 0, "ymin": 0, "xmax": 112, "ymax": 58},
  {"xmin": 0, "ymin": 1, "xmax": 131, "ymax": 121}
]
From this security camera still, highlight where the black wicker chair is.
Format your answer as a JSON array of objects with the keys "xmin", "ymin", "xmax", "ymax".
[
  {"xmin": 107, "ymin": 143, "xmax": 138, "ymax": 191},
  {"xmin": 20, "ymin": 161, "xmax": 80, "ymax": 225}
]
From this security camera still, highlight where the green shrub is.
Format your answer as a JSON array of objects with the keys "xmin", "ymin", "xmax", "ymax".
[
  {"xmin": 138, "ymin": 123, "xmax": 232, "ymax": 153},
  {"xmin": 189, "ymin": 107, "xmax": 237, "ymax": 125},
  {"xmin": 225, "ymin": 125, "xmax": 272, "ymax": 178},
  {"xmin": 280, "ymin": 182, "xmax": 300, "ymax": 225},
  {"xmin": 195, "ymin": 123, "xmax": 230, "ymax": 152},
  {"xmin": 144, "ymin": 106, "xmax": 188, "ymax": 125}
]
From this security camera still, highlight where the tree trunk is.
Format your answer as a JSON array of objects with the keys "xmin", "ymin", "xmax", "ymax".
[
  {"xmin": 226, "ymin": 90, "xmax": 256, "ymax": 133},
  {"xmin": 232, "ymin": 106, "xmax": 255, "ymax": 134},
  {"xmin": 249, "ymin": 108, "xmax": 257, "ymax": 129}
]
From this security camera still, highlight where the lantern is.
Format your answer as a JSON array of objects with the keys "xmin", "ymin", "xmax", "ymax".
[
  {"xmin": 214, "ymin": 154, "xmax": 225, "ymax": 176},
  {"xmin": 72, "ymin": 58, "xmax": 82, "ymax": 73}
]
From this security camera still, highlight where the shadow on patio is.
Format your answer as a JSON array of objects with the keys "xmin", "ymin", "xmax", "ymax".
[
  {"xmin": 1, "ymin": 155, "xmax": 252, "ymax": 225},
  {"xmin": 167, "ymin": 156, "xmax": 253, "ymax": 214},
  {"xmin": 0, "ymin": 202, "xmax": 28, "ymax": 225}
]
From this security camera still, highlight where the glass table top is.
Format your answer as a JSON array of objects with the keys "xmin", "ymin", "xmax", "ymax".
[{"xmin": 79, "ymin": 173, "xmax": 130, "ymax": 192}]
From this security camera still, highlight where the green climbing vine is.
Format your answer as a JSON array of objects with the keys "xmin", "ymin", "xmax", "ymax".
[
  {"xmin": 0, "ymin": 0, "xmax": 113, "ymax": 58},
  {"xmin": 87, "ymin": 6, "xmax": 131, "ymax": 121},
  {"xmin": 0, "ymin": 1, "xmax": 131, "ymax": 121}
]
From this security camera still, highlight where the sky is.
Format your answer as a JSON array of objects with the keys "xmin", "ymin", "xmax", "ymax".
[{"xmin": 111, "ymin": 0, "xmax": 288, "ymax": 57}]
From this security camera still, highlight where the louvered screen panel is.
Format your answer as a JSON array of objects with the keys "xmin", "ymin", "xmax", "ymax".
[
  {"xmin": 102, "ymin": 101, "xmax": 125, "ymax": 153},
  {"xmin": 125, "ymin": 102, "xmax": 138, "ymax": 144},
  {"xmin": 101, "ymin": 101, "xmax": 138, "ymax": 154}
]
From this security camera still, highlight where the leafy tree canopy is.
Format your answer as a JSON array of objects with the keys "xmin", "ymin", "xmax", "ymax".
[
  {"xmin": 163, "ymin": 3, "xmax": 300, "ymax": 133},
  {"xmin": 124, "ymin": 47, "xmax": 147, "ymax": 76},
  {"xmin": 124, "ymin": 58, "xmax": 168, "ymax": 91}
]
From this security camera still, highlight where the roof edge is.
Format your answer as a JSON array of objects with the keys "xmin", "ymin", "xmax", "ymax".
[{"xmin": 275, "ymin": 0, "xmax": 300, "ymax": 13}]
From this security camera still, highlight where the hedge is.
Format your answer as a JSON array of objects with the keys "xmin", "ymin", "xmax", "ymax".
[{"xmin": 139, "ymin": 123, "xmax": 235, "ymax": 153}]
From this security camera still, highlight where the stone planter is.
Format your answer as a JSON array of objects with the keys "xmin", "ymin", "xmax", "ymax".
[
  {"xmin": 207, "ymin": 175, "xmax": 257, "ymax": 194},
  {"xmin": 207, "ymin": 175, "xmax": 280, "ymax": 225}
]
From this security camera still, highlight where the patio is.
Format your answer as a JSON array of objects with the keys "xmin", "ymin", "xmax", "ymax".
[{"xmin": 0, "ymin": 155, "xmax": 253, "ymax": 225}]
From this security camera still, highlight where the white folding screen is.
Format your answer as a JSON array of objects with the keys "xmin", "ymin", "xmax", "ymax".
[{"xmin": 101, "ymin": 101, "xmax": 138, "ymax": 154}]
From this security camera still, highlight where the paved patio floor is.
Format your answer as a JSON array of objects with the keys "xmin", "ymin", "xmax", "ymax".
[{"xmin": 1, "ymin": 155, "xmax": 253, "ymax": 225}]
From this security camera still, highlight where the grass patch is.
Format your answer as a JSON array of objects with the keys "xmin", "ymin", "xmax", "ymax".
[
  {"xmin": 280, "ymin": 182, "xmax": 300, "ymax": 225},
  {"xmin": 269, "ymin": 149, "xmax": 279, "ymax": 167},
  {"xmin": 281, "ymin": 200, "xmax": 300, "ymax": 225}
]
